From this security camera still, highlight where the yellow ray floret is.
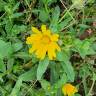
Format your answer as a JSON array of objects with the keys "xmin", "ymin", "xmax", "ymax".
[
  {"xmin": 62, "ymin": 83, "xmax": 78, "ymax": 96},
  {"xmin": 26, "ymin": 24, "xmax": 61, "ymax": 60}
]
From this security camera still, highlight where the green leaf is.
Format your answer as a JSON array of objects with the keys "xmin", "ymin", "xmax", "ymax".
[
  {"xmin": 40, "ymin": 0, "xmax": 57, "ymax": 5},
  {"xmin": 40, "ymin": 79, "xmax": 50, "ymax": 90},
  {"xmin": 87, "ymin": 0, "xmax": 95, "ymax": 3},
  {"xmin": 0, "ymin": 59, "xmax": 6, "ymax": 72},
  {"xmin": 7, "ymin": 58, "xmax": 14, "ymax": 70},
  {"xmin": 47, "ymin": 0, "xmax": 57, "ymax": 5},
  {"xmin": 14, "ymin": 52, "xmax": 31, "ymax": 59},
  {"xmin": 0, "ymin": 0, "xmax": 6, "ymax": 11},
  {"xmin": 39, "ymin": 9, "xmax": 49, "ymax": 22},
  {"xmin": 20, "ymin": 67, "xmax": 36, "ymax": 81},
  {"xmin": 51, "ymin": 73, "xmax": 67, "ymax": 94},
  {"xmin": 37, "ymin": 57, "xmax": 49, "ymax": 80},
  {"xmin": 72, "ymin": 0, "xmax": 85, "ymax": 9},
  {"xmin": 56, "ymin": 51, "xmax": 69, "ymax": 62},
  {"xmin": 5, "ymin": 21, "xmax": 13, "ymax": 35},
  {"xmin": 50, "ymin": 62, "xmax": 59, "ymax": 84},
  {"xmin": 53, "ymin": 73, "xmax": 67, "ymax": 89},
  {"xmin": 13, "ymin": 2, "xmax": 20, "ymax": 12},
  {"xmin": 40, "ymin": 0, "xmax": 47, "ymax": 4},
  {"xmin": 75, "ymin": 93, "xmax": 81, "ymax": 96},
  {"xmin": 10, "ymin": 79, "xmax": 22, "ymax": 96},
  {"xmin": 79, "ymin": 24, "xmax": 90, "ymax": 29},
  {"xmin": 61, "ymin": 61, "xmax": 75, "ymax": 82},
  {"xmin": 11, "ymin": 13, "xmax": 23, "ymax": 18},
  {"xmin": 73, "ymin": 39, "xmax": 96, "ymax": 58},
  {"xmin": 4, "ymin": 5, "xmax": 12, "ymax": 14},
  {"xmin": 10, "ymin": 67, "xmax": 36, "ymax": 96},
  {"xmin": 92, "ymin": 43, "xmax": 96, "ymax": 51},
  {"xmin": 59, "ymin": 17, "xmax": 72, "ymax": 31},
  {"xmin": 51, "ymin": 6, "xmax": 60, "ymax": 23},
  {"xmin": 93, "ymin": 72, "xmax": 96, "ymax": 81},
  {"xmin": 12, "ymin": 42, "xmax": 23, "ymax": 52},
  {"xmin": 11, "ymin": 25, "xmax": 27, "ymax": 35},
  {"xmin": 57, "ymin": 51, "xmax": 75, "ymax": 82},
  {"xmin": 50, "ymin": 6, "xmax": 60, "ymax": 33},
  {"xmin": 0, "ymin": 40, "xmax": 13, "ymax": 58}
]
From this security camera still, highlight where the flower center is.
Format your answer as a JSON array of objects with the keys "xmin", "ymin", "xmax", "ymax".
[{"xmin": 41, "ymin": 35, "xmax": 51, "ymax": 44}]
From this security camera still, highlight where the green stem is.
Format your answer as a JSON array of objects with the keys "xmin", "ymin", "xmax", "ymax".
[
  {"xmin": 58, "ymin": 4, "xmax": 75, "ymax": 23},
  {"xmin": 45, "ymin": 4, "xmax": 51, "ymax": 22},
  {"xmin": 87, "ymin": 80, "xmax": 95, "ymax": 96}
]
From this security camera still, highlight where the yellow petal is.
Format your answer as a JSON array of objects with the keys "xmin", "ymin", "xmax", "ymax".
[
  {"xmin": 48, "ymin": 50, "xmax": 53, "ymax": 60},
  {"xmin": 40, "ymin": 46, "xmax": 47, "ymax": 60},
  {"xmin": 41, "ymin": 24, "xmax": 47, "ymax": 33},
  {"xmin": 35, "ymin": 49, "xmax": 42, "ymax": 58},
  {"xmin": 30, "ymin": 43, "xmax": 40, "ymax": 53},
  {"xmin": 32, "ymin": 27, "xmax": 41, "ymax": 34},
  {"xmin": 45, "ymin": 29, "xmax": 51, "ymax": 37},
  {"xmin": 51, "ymin": 34, "xmax": 59, "ymax": 42},
  {"xmin": 26, "ymin": 34, "xmax": 42, "ymax": 44},
  {"xmin": 62, "ymin": 84, "xmax": 78, "ymax": 96},
  {"xmin": 62, "ymin": 86, "xmax": 67, "ymax": 96},
  {"xmin": 31, "ymin": 34, "xmax": 42, "ymax": 41},
  {"xmin": 36, "ymin": 45, "xmax": 48, "ymax": 60},
  {"xmin": 47, "ymin": 46, "xmax": 56, "ymax": 60},
  {"xmin": 51, "ymin": 42, "xmax": 61, "ymax": 51},
  {"xmin": 29, "ymin": 47, "xmax": 34, "ymax": 54},
  {"xmin": 47, "ymin": 42, "xmax": 61, "ymax": 60},
  {"xmin": 73, "ymin": 87, "xmax": 78, "ymax": 93},
  {"xmin": 35, "ymin": 44, "xmax": 43, "ymax": 58},
  {"xmin": 55, "ymin": 44, "xmax": 61, "ymax": 51},
  {"xmin": 26, "ymin": 37, "xmax": 33, "ymax": 44}
]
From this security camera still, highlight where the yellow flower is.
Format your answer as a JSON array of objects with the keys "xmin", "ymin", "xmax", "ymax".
[
  {"xmin": 62, "ymin": 83, "xmax": 78, "ymax": 96},
  {"xmin": 26, "ymin": 24, "xmax": 61, "ymax": 60}
]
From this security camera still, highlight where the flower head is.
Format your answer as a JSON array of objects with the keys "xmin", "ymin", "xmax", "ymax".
[
  {"xmin": 62, "ymin": 83, "xmax": 78, "ymax": 96},
  {"xmin": 26, "ymin": 25, "xmax": 61, "ymax": 60}
]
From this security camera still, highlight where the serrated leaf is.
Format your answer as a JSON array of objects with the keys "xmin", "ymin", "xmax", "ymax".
[{"xmin": 37, "ymin": 57, "xmax": 49, "ymax": 80}]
